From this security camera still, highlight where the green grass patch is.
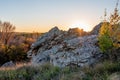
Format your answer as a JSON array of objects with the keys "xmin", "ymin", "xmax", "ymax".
[{"xmin": 0, "ymin": 61, "xmax": 120, "ymax": 80}]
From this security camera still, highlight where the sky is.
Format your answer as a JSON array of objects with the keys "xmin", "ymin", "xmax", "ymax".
[{"xmin": 0, "ymin": 0, "xmax": 119, "ymax": 32}]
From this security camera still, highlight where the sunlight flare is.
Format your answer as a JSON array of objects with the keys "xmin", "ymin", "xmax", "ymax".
[{"xmin": 69, "ymin": 22, "xmax": 91, "ymax": 31}]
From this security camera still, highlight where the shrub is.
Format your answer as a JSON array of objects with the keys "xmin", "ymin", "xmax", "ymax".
[
  {"xmin": 99, "ymin": 23, "xmax": 113, "ymax": 53},
  {"xmin": 99, "ymin": 3, "xmax": 120, "ymax": 59}
]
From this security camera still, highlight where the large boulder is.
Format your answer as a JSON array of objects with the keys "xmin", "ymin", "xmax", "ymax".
[
  {"xmin": 27, "ymin": 26, "xmax": 102, "ymax": 68},
  {"xmin": 1, "ymin": 61, "xmax": 15, "ymax": 67}
]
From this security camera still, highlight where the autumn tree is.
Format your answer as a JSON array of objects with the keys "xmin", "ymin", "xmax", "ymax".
[
  {"xmin": 99, "ymin": 22, "xmax": 113, "ymax": 53},
  {"xmin": 0, "ymin": 21, "xmax": 16, "ymax": 45},
  {"xmin": 108, "ymin": 1, "xmax": 120, "ymax": 48},
  {"xmin": 99, "ymin": 0, "xmax": 120, "ymax": 59}
]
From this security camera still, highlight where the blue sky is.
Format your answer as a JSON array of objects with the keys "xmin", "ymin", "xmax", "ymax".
[{"xmin": 0, "ymin": 0, "xmax": 119, "ymax": 32}]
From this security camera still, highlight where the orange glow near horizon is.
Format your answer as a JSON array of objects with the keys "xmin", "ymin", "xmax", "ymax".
[
  {"xmin": 14, "ymin": 19, "xmax": 96, "ymax": 33},
  {"xmin": 0, "ymin": 0, "xmax": 117, "ymax": 33},
  {"xmin": 69, "ymin": 21, "xmax": 92, "ymax": 32},
  {"xmin": 15, "ymin": 22, "xmax": 94, "ymax": 33}
]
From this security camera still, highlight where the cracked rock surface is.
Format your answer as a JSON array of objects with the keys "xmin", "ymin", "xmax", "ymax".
[{"xmin": 27, "ymin": 26, "xmax": 102, "ymax": 68}]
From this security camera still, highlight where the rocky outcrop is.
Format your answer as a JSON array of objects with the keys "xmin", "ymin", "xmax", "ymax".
[
  {"xmin": 27, "ymin": 27, "xmax": 102, "ymax": 68},
  {"xmin": 91, "ymin": 23, "xmax": 102, "ymax": 35}
]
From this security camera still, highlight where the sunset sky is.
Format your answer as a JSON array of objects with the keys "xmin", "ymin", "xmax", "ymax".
[{"xmin": 0, "ymin": 0, "xmax": 119, "ymax": 32}]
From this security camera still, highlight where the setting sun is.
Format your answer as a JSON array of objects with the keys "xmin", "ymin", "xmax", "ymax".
[{"xmin": 69, "ymin": 22, "xmax": 91, "ymax": 31}]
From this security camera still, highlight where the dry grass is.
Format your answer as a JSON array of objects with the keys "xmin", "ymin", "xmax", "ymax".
[{"xmin": 0, "ymin": 61, "xmax": 120, "ymax": 80}]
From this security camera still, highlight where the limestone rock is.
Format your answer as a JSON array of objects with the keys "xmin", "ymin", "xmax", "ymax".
[{"xmin": 27, "ymin": 26, "xmax": 102, "ymax": 68}]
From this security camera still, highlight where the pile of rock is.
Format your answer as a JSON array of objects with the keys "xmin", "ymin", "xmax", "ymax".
[{"xmin": 27, "ymin": 26, "xmax": 102, "ymax": 68}]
